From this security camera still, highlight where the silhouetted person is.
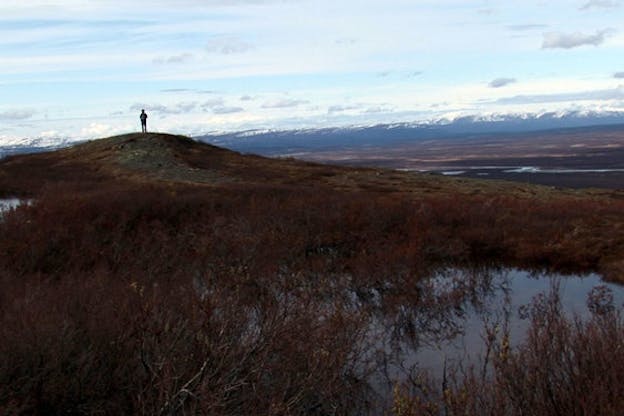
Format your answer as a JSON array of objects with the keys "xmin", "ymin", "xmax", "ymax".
[{"xmin": 140, "ymin": 109, "xmax": 148, "ymax": 133}]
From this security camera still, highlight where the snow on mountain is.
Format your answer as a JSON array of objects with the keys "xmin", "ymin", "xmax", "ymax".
[{"xmin": 3, "ymin": 110, "xmax": 624, "ymax": 158}]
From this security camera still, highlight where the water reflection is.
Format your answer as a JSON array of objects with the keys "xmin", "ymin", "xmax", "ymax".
[
  {"xmin": 0, "ymin": 198, "xmax": 25, "ymax": 217},
  {"xmin": 355, "ymin": 268, "xmax": 624, "ymax": 397}
]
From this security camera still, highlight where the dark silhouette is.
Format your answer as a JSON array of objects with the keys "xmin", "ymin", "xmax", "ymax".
[{"xmin": 140, "ymin": 109, "xmax": 148, "ymax": 133}]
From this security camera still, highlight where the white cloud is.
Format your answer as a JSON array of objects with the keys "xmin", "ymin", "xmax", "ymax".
[
  {"xmin": 614, "ymin": 72, "xmax": 624, "ymax": 78},
  {"xmin": 542, "ymin": 29, "xmax": 614, "ymax": 49},
  {"xmin": 206, "ymin": 35, "xmax": 254, "ymax": 55},
  {"xmin": 327, "ymin": 104, "xmax": 362, "ymax": 114},
  {"xmin": 0, "ymin": 109, "xmax": 36, "ymax": 120},
  {"xmin": 407, "ymin": 71, "xmax": 423, "ymax": 78},
  {"xmin": 153, "ymin": 53, "xmax": 193, "ymax": 64},
  {"xmin": 79, "ymin": 122, "xmax": 120, "ymax": 138},
  {"xmin": 364, "ymin": 105, "xmax": 394, "ymax": 114},
  {"xmin": 507, "ymin": 24, "xmax": 549, "ymax": 31},
  {"xmin": 161, "ymin": 88, "xmax": 194, "ymax": 93},
  {"xmin": 495, "ymin": 85, "xmax": 624, "ymax": 104},
  {"xmin": 201, "ymin": 98, "xmax": 226, "ymax": 110},
  {"xmin": 489, "ymin": 78, "xmax": 517, "ymax": 88},
  {"xmin": 130, "ymin": 102, "xmax": 198, "ymax": 114},
  {"xmin": 212, "ymin": 106, "xmax": 244, "ymax": 114},
  {"xmin": 39, "ymin": 130, "xmax": 62, "ymax": 139},
  {"xmin": 579, "ymin": 0, "xmax": 621, "ymax": 10},
  {"xmin": 261, "ymin": 99, "xmax": 309, "ymax": 109}
]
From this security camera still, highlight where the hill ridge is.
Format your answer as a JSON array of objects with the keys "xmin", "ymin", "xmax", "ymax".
[{"xmin": 1, "ymin": 131, "xmax": 620, "ymax": 201}]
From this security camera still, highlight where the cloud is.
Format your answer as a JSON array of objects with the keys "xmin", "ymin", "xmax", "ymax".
[
  {"xmin": 130, "ymin": 102, "xmax": 198, "ymax": 114},
  {"xmin": 488, "ymin": 77, "xmax": 517, "ymax": 88},
  {"xmin": 614, "ymin": 72, "xmax": 624, "ymax": 78},
  {"xmin": 160, "ymin": 89, "xmax": 219, "ymax": 96},
  {"xmin": 335, "ymin": 37, "xmax": 357, "ymax": 46},
  {"xmin": 161, "ymin": 88, "xmax": 194, "ymax": 93},
  {"xmin": 507, "ymin": 24, "xmax": 548, "ymax": 31},
  {"xmin": 542, "ymin": 29, "xmax": 614, "ymax": 49},
  {"xmin": 495, "ymin": 85, "xmax": 624, "ymax": 104},
  {"xmin": 327, "ymin": 104, "xmax": 362, "ymax": 114},
  {"xmin": 363, "ymin": 105, "xmax": 393, "ymax": 114},
  {"xmin": 0, "ymin": 109, "xmax": 36, "ymax": 121},
  {"xmin": 200, "ymin": 99, "xmax": 244, "ymax": 113},
  {"xmin": 240, "ymin": 95, "xmax": 255, "ymax": 101},
  {"xmin": 206, "ymin": 35, "xmax": 254, "ymax": 54},
  {"xmin": 152, "ymin": 53, "xmax": 193, "ymax": 64},
  {"xmin": 477, "ymin": 8, "xmax": 496, "ymax": 15},
  {"xmin": 579, "ymin": 0, "xmax": 620, "ymax": 10},
  {"xmin": 261, "ymin": 99, "xmax": 309, "ymax": 109},
  {"xmin": 212, "ymin": 106, "xmax": 244, "ymax": 114},
  {"xmin": 80, "ymin": 122, "xmax": 118, "ymax": 138},
  {"xmin": 200, "ymin": 98, "xmax": 225, "ymax": 110}
]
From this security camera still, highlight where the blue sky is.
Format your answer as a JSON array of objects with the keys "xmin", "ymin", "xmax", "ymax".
[{"xmin": 1, "ymin": 0, "xmax": 623, "ymax": 143}]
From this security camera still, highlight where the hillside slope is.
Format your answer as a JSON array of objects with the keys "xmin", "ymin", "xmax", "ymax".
[{"xmin": 1, "ymin": 132, "xmax": 617, "ymax": 199}]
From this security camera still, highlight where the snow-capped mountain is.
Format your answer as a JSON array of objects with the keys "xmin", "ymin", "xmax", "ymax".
[
  {"xmin": 3, "ymin": 110, "xmax": 624, "ymax": 158},
  {"xmin": 196, "ymin": 110, "xmax": 624, "ymax": 155}
]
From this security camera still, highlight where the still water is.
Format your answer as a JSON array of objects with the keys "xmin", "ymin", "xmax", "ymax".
[
  {"xmin": 0, "ymin": 198, "xmax": 25, "ymax": 216},
  {"xmin": 363, "ymin": 268, "xmax": 624, "ymax": 395}
]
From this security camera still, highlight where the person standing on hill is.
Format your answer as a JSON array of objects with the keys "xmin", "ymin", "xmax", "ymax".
[{"xmin": 140, "ymin": 109, "xmax": 148, "ymax": 133}]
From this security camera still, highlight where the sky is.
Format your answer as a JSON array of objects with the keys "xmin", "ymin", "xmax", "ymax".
[{"xmin": 1, "ymin": 0, "xmax": 624, "ymax": 143}]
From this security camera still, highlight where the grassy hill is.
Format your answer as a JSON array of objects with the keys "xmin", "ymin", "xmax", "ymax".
[{"xmin": 1, "ymin": 133, "xmax": 624, "ymax": 414}]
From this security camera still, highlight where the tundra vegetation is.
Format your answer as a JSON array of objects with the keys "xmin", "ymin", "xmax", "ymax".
[{"xmin": 0, "ymin": 133, "xmax": 623, "ymax": 415}]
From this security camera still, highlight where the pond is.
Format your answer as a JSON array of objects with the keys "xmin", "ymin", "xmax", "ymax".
[
  {"xmin": 0, "ymin": 198, "xmax": 26, "ymax": 217},
  {"xmin": 361, "ymin": 268, "xmax": 624, "ymax": 401}
]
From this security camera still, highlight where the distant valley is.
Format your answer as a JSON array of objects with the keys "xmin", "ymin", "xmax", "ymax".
[{"xmin": 198, "ymin": 120, "xmax": 624, "ymax": 190}]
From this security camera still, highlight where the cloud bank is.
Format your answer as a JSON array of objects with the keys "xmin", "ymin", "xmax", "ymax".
[
  {"xmin": 579, "ymin": 0, "xmax": 620, "ymax": 10},
  {"xmin": 206, "ymin": 35, "xmax": 254, "ymax": 55},
  {"xmin": 261, "ymin": 99, "xmax": 309, "ymax": 109},
  {"xmin": 496, "ymin": 85, "xmax": 624, "ymax": 105},
  {"xmin": 489, "ymin": 78, "xmax": 517, "ymax": 88},
  {"xmin": 0, "ymin": 109, "xmax": 36, "ymax": 121},
  {"xmin": 542, "ymin": 29, "xmax": 614, "ymax": 49}
]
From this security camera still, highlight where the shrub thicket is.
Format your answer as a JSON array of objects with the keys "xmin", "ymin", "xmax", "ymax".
[{"xmin": 1, "ymin": 180, "xmax": 623, "ymax": 414}]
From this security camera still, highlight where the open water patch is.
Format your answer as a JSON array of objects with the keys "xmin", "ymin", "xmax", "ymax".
[
  {"xmin": 0, "ymin": 198, "xmax": 29, "ymax": 218},
  {"xmin": 363, "ymin": 268, "xmax": 624, "ymax": 398},
  {"xmin": 503, "ymin": 166, "xmax": 624, "ymax": 174}
]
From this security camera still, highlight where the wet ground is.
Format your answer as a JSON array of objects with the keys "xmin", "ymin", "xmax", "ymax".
[{"xmin": 280, "ymin": 126, "xmax": 624, "ymax": 190}]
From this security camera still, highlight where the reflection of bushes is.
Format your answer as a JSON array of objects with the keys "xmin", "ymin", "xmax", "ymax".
[
  {"xmin": 0, "ymin": 181, "xmax": 623, "ymax": 413},
  {"xmin": 394, "ymin": 285, "xmax": 624, "ymax": 416}
]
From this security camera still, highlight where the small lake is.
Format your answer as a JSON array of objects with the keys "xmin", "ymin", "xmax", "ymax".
[{"xmin": 363, "ymin": 268, "xmax": 624, "ymax": 399}]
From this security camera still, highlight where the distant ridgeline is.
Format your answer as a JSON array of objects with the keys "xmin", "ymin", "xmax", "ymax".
[
  {"xmin": 0, "ymin": 146, "xmax": 66, "ymax": 160},
  {"xmin": 2, "ymin": 111, "xmax": 624, "ymax": 158},
  {"xmin": 197, "ymin": 113, "xmax": 624, "ymax": 155}
]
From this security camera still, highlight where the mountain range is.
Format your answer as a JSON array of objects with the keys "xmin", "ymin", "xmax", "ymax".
[{"xmin": 2, "ymin": 110, "xmax": 624, "ymax": 159}]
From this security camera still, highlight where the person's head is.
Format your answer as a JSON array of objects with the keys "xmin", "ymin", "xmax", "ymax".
[{"xmin": 141, "ymin": 109, "xmax": 145, "ymax": 113}]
